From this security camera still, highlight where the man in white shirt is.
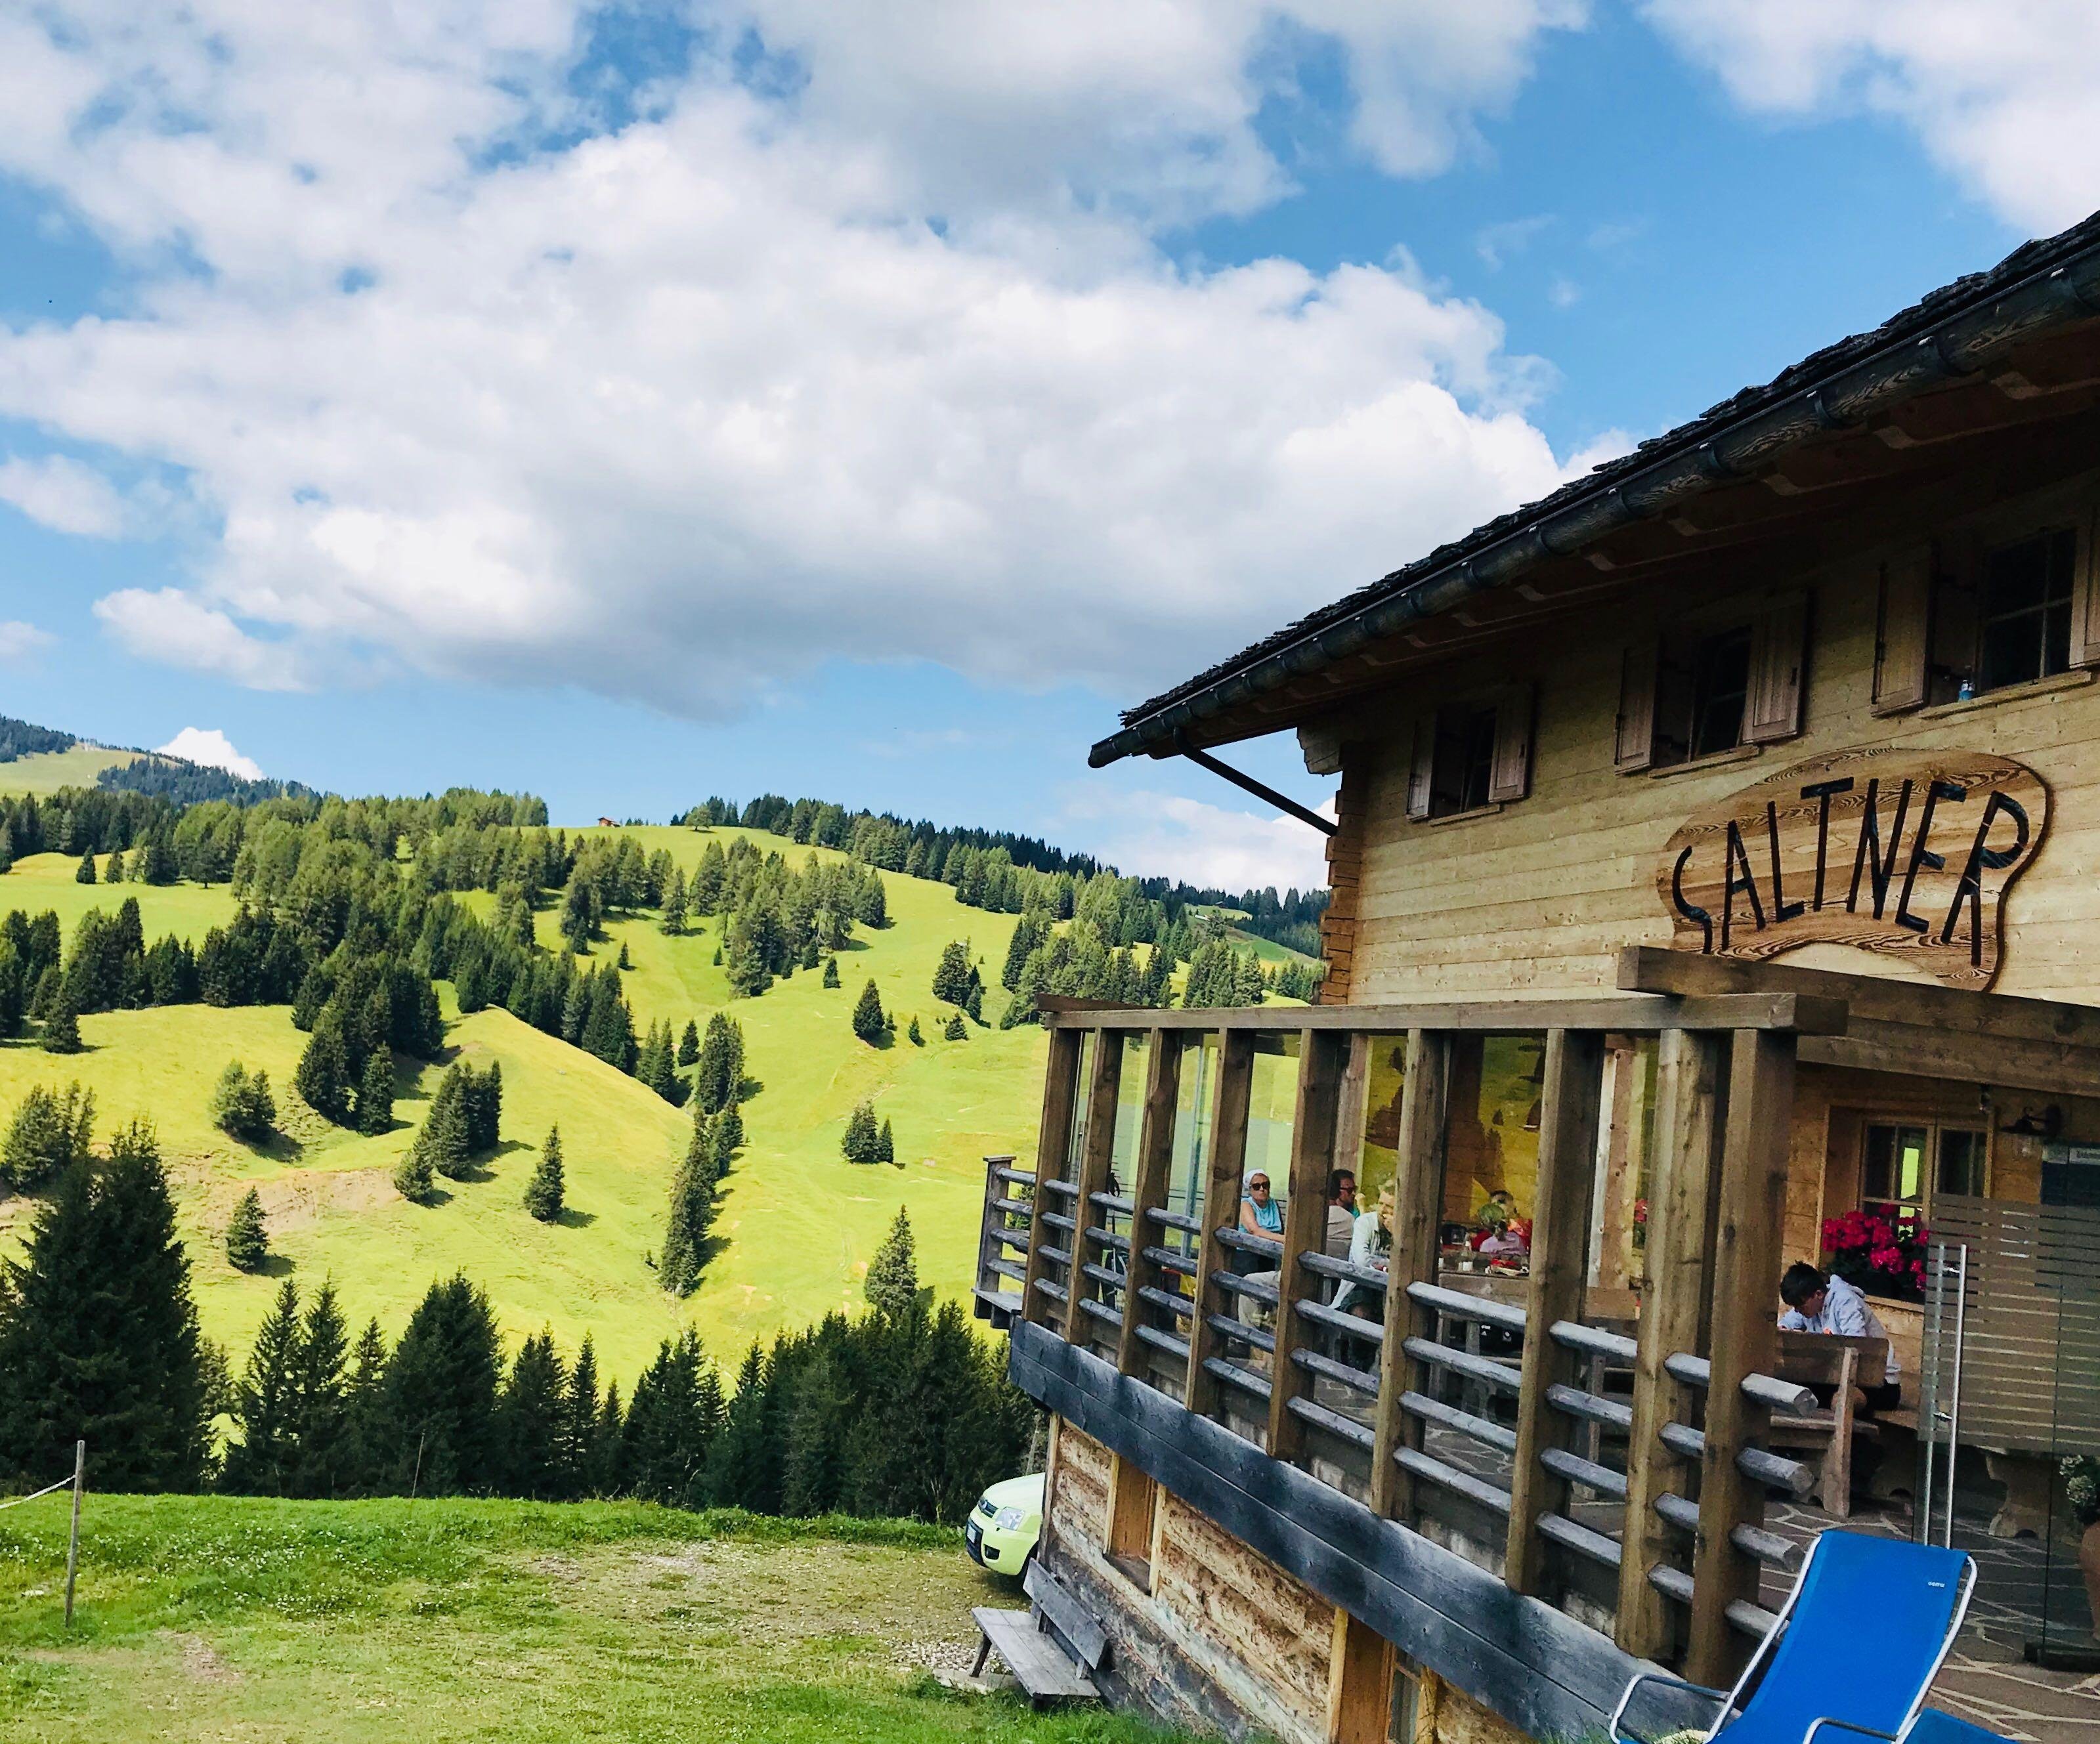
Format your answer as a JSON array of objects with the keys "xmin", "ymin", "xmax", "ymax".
[{"xmin": 1778, "ymin": 1262, "xmax": 1902, "ymax": 1412}]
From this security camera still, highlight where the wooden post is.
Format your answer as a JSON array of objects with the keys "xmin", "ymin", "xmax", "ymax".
[
  {"xmin": 1020, "ymin": 1027, "xmax": 1084, "ymax": 1328},
  {"xmin": 974, "ymin": 1152, "xmax": 1016, "ymax": 1318},
  {"xmin": 1504, "ymin": 1030, "xmax": 1606, "ymax": 1596},
  {"xmin": 1335, "ymin": 1031, "xmax": 1371, "ymax": 1181},
  {"xmin": 62, "ymin": 1439, "xmax": 83, "ymax": 1628},
  {"xmin": 1372, "ymin": 1031, "xmax": 1451, "ymax": 1520},
  {"xmin": 1618, "ymin": 1029, "xmax": 1725, "ymax": 1659},
  {"xmin": 1184, "ymin": 1031, "xmax": 1256, "ymax": 1418},
  {"xmin": 1062, "ymin": 1029, "xmax": 1128, "ymax": 1342},
  {"xmin": 1267, "ymin": 1031, "xmax": 1351, "ymax": 1466},
  {"xmin": 1687, "ymin": 1027, "xmax": 1796, "ymax": 1686},
  {"xmin": 1117, "ymin": 1030, "xmax": 1186, "ymax": 1377}
]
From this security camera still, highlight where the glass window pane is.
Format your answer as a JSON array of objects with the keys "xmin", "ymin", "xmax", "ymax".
[{"xmin": 1937, "ymin": 1128, "xmax": 1986, "ymax": 1199}]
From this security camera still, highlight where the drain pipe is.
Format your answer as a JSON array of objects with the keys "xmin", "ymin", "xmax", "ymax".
[{"xmin": 1172, "ymin": 731, "xmax": 1336, "ymax": 837}]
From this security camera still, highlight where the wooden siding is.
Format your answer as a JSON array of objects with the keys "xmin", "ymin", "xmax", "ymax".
[{"xmin": 1326, "ymin": 484, "xmax": 2100, "ymax": 1008}]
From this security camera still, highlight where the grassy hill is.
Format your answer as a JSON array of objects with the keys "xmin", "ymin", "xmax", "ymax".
[
  {"xmin": 0, "ymin": 1493, "xmax": 1189, "ymax": 1743},
  {"xmin": 0, "ymin": 832, "xmax": 1048, "ymax": 1382},
  {"xmin": 0, "ymin": 745, "xmax": 139, "ymax": 797}
]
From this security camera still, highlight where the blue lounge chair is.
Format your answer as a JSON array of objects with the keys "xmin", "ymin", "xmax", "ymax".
[{"xmin": 1610, "ymin": 1531, "xmax": 1977, "ymax": 1744}]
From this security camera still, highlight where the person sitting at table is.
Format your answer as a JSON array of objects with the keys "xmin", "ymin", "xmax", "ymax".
[
  {"xmin": 1234, "ymin": 1172, "xmax": 1282, "ymax": 1279},
  {"xmin": 1324, "ymin": 1168, "xmax": 1358, "ymax": 1258},
  {"xmin": 1333, "ymin": 1182, "xmax": 1394, "ymax": 1320},
  {"xmin": 1778, "ymin": 1262, "xmax": 1902, "ymax": 1413}
]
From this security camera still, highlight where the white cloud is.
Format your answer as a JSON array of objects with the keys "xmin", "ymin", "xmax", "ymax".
[
  {"xmin": 155, "ymin": 726, "xmax": 264, "ymax": 780},
  {"xmin": 0, "ymin": 620, "xmax": 56, "ymax": 661},
  {"xmin": 1643, "ymin": 0, "xmax": 2100, "ymax": 231},
  {"xmin": 1476, "ymin": 214, "xmax": 1554, "ymax": 270},
  {"xmin": 0, "ymin": 454, "xmax": 130, "ymax": 537},
  {"xmin": 1060, "ymin": 787, "xmax": 1335, "ymax": 893},
  {"xmin": 0, "ymin": 1, "xmax": 1598, "ymax": 717}
]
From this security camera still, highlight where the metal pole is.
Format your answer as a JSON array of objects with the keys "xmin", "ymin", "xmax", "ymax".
[
  {"xmin": 62, "ymin": 1440, "xmax": 83, "ymax": 1627},
  {"xmin": 1918, "ymin": 1244, "xmax": 1944, "ymax": 1544},
  {"xmin": 1943, "ymin": 1244, "xmax": 1968, "ymax": 1550}
]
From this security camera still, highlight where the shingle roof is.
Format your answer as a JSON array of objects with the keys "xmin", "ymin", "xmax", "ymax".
[{"xmin": 1092, "ymin": 207, "xmax": 2100, "ymax": 768}]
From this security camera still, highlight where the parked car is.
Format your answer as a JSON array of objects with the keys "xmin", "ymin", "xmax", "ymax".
[{"xmin": 964, "ymin": 1472, "xmax": 1042, "ymax": 1577}]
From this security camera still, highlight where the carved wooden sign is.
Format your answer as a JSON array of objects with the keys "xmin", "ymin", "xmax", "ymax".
[{"xmin": 1655, "ymin": 747, "xmax": 2047, "ymax": 991}]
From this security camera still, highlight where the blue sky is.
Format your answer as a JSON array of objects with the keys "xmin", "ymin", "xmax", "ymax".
[{"xmin": 0, "ymin": 1, "xmax": 2084, "ymax": 892}]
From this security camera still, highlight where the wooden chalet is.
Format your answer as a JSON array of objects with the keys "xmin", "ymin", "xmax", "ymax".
[{"xmin": 972, "ymin": 213, "xmax": 2100, "ymax": 1741}]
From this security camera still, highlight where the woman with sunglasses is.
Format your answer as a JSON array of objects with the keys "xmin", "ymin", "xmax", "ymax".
[{"xmin": 1238, "ymin": 1174, "xmax": 1282, "ymax": 1237}]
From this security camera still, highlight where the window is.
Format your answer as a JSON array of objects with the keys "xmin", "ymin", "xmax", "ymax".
[
  {"xmin": 1976, "ymin": 528, "xmax": 2076, "ymax": 694},
  {"xmin": 1616, "ymin": 593, "xmax": 1807, "ymax": 773},
  {"xmin": 1104, "ymin": 1457, "xmax": 1159, "ymax": 1591},
  {"xmin": 1405, "ymin": 684, "xmax": 1533, "ymax": 820},
  {"xmin": 1874, "ymin": 515, "xmax": 2100, "ymax": 715},
  {"xmin": 1860, "ymin": 1120, "xmax": 1986, "ymax": 1218}
]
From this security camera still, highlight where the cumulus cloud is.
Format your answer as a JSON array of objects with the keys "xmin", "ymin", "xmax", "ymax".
[
  {"xmin": 1643, "ymin": 0, "xmax": 2100, "ymax": 231},
  {"xmin": 0, "ymin": 0, "xmax": 1597, "ymax": 716},
  {"xmin": 0, "ymin": 454, "xmax": 131, "ymax": 537},
  {"xmin": 0, "ymin": 620, "xmax": 56, "ymax": 661},
  {"xmin": 156, "ymin": 727, "xmax": 265, "ymax": 780},
  {"xmin": 1060, "ymin": 786, "xmax": 1335, "ymax": 893}
]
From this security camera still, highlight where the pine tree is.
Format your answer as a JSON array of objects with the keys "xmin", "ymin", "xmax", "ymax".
[
  {"xmin": 75, "ymin": 848, "xmax": 96, "ymax": 885},
  {"xmin": 0, "ymin": 1120, "xmax": 209, "ymax": 1491},
  {"xmin": 616, "ymin": 940, "xmax": 632, "ymax": 970},
  {"xmin": 106, "ymin": 846, "xmax": 126, "ymax": 883},
  {"xmin": 865, "ymin": 1208, "xmax": 919, "ymax": 1319},
  {"xmin": 660, "ymin": 1124, "xmax": 718, "ymax": 1296},
  {"xmin": 1, "ymin": 1081, "xmax": 95, "ymax": 1191},
  {"xmin": 851, "ymin": 978, "xmax": 888, "ymax": 1043},
  {"xmin": 840, "ymin": 1100, "xmax": 878, "ymax": 1164},
  {"xmin": 337, "ymin": 1319, "xmax": 391, "ymax": 1495},
  {"xmin": 211, "ymin": 1061, "xmax": 278, "ymax": 1143},
  {"xmin": 676, "ymin": 1018, "xmax": 700, "ymax": 1067},
  {"xmin": 222, "ymin": 1277, "xmax": 305, "ymax": 1495},
  {"xmin": 559, "ymin": 877, "xmax": 598, "ymax": 952},
  {"xmin": 561, "ymin": 1335, "xmax": 603, "ymax": 1499},
  {"xmin": 713, "ymin": 1101, "xmax": 744, "ymax": 1159},
  {"xmin": 876, "ymin": 1117, "xmax": 895, "ymax": 1165},
  {"xmin": 692, "ymin": 1013, "xmax": 743, "ymax": 1115},
  {"xmin": 393, "ymin": 1142, "xmax": 435, "ymax": 1203},
  {"xmin": 932, "ymin": 939, "xmax": 971, "ymax": 1004},
  {"xmin": 907, "ymin": 1014, "xmax": 923, "ymax": 1045},
  {"xmin": 965, "ymin": 978, "xmax": 984, "ymax": 1023},
  {"xmin": 288, "ymin": 1282, "xmax": 350, "ymax": 1498},
  {"xmin": 498, "ymin": 1330, "xmax": 569, "ymax": 1500},
  {"xmin": 525, "ymin": 1125, "xmax": 565, "ymax": 1222},
  {"xmin": 408, "ymin": 1065, "xmax": 474, "ymax": 1181},
  {"xmin": 295, "ymin": 1020, "xmax": 354, "ymax": 1123},
  {"xmin": 660, "ymin": 867, "xmax": 688, "ymax": 936},
  {"xmin": 943, "ymin": 1010, "xmax": 966, "ymax": 1040},
  {"xmin": 226, "ymin": 1186, "xmax": 268, "ymax": 1271},
  {"xmin": 705, "ymin": 1343, "xmax": 773, "ymax": 1510},
  {"xmin": 822, "ymin": 956, "xmax": 840, "ymax": 988},
  {"xmin": 39, "ymin": 994, "xmax": 82, "ymax": 1054},
  {"xmin": 355, "ymin": 1049, "xmax": 395, "ymax": 1134},
  {"xmin": 376, "ymin": 1275, "xmax": 502, "ymax": 1495},
  {"xmin": 621, "ymin": 1329, "xmax": 722, "ymax": 1506}
]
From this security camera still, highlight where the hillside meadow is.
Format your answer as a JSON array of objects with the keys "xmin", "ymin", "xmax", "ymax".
[
  {"xmin": 0, "ymin": 746, "xmax": 137, "ymax": 796},
  {"xmin": 0, "ymin": 1493, "xmax": 1193, "ymax": 1743},
  {"xmin": 0, "ymin": 828, "xmax": 1048, "ymax": 1382}
]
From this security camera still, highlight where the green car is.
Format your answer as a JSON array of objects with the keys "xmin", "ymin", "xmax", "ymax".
[{"xmin": 964, "ymin": 1472, "xmax": 1043, "ymax": 1577}]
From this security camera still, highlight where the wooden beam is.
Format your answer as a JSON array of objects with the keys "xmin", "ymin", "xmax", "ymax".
[
  {"xmin": 1117, "ymin": 1031, "xmax": 1186, "ymax": 1378},
  {"xmin": 1504, "ymin": 1031, "xmax": 1607, "ymax": 1596},
  {"xmin": 1616, "ymin": 1029, "xmax": 1725, "ymax": 1661},
  {"xmin": 1373, "ymin": 1031, "xmax": 1453, "ymax": 1520},
  {"xmin": 1268, "ymin": 1030, "xmax": 1352, "ymax": 1466},
  {"xmin": 1049, "ymin": 991, "xmax": 1847, "ymax": 1037},
  {"xmin": 1686, "ymin": 1029, "xmax": 1795, "ymax": 1686},
  {"xmin": 1062, "ymin": 1031, "xmax": 1127, "ymax": 1344},
  {"xmin": 1184, "ymin": 1031, "xmax": 1256, "ymax": 1418},
  {"xmin": 1021, "ymin": 1027, "xmax": 1084, "ymax": 1329}
]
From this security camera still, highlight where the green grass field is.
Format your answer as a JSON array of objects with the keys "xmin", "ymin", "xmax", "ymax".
[
  {"xmin": 0, "ymin": 1494, "xmax": 1189, "ymax": 1743},
  {"xmin": 0, "ymin": 746, "xmax": 138, "ymax": 796},
  {"xmin": 0, "ymin": 832, "xmax": 1050, "ymax": 1383}
]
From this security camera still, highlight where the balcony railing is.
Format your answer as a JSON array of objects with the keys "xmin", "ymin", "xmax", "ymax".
[{"xmin": 975, "ymin": 990, "xmax": 1848, "ymax": 1696}]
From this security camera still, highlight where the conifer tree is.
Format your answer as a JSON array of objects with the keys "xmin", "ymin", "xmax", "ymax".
[
  {"xmin": 212, "ymin": 1061, "xmax": 278, "ymax": 1142},
  {"xmin": 525, "ymin": 1125, "xmax": 565, "ymax": 1222},
  {"xmin": 851, "ymin": 978, "xmax": 888, "ymax": 1043},
  {"xmin": 75, "ymin": 848, "xmax": 96, "ymax": 884},
  {"xmin": 865, "ymin": 1208, "xmax": 918, "ymax": 1319},
  {"xmin": 692, "ymin": 1013, "xmax": 743, "ymax": 1115},
  {"xmin": 712, "ymin": 1101, "xmax": 744, "ymax": 1160},
  {"xmin": 106, "ymin": 846, "xmax": 126, "ymax": 883},
  {"xmin": 355, "ymin": 1049, "xmax": 394, "ymax": 1134},
  {"xmin": 1, "ymin": 1081, "xmax": 95, "ymax": 1191},
  {"xmin": 408, "ymin": 1065, "xmax": 474, "ymax": 1181},
  {"xmin": 498, "ymin": 1330, "xmax": 568, "ymax": 1500},
  {"xmin": 561, "ymin": 1335, "xmax": 603, "ymax": 1499},
  {"xmin": 876, "ymin": 1116, "xmax": 895, "ymax": 1165},
  {"xmin": 676, "ymin": 1018, "xmax": 699, "ymax": 1067},
  {"xmin": 907, "ymin": 1014, "xmax": 923, "ymax": 1045},
  {"xmin": 222, "ymin": 1277, "xmax": 304, "ymax": 1494},
  {"xmin": 288, "ymin": 1282, "xmax": 351, "ymax": 1498},
  {"xmin": 295, "ymin": 1020, "xmax": 354, "ymax": 1122},
  {"xmin": 616, "ymin": 940, "xmax": 632, "ymax": 969},
  {"xmin": 822, "ymin": 956, "xmax": 840, "ymax": 988},
  {"xmin": 932, "ymin": 939, "xmax": 971, "ymax": 1004},
  {"xmin": 660, "ymin": 1125, "xmax": 718, "ymax": 1296},
  {"xmin": 705, "ymin": 1343, "xmax": 773, "ymax": 1510},
  {"xmin": 393, "ymin": 1142, "xmax": 435, "ymax": 1203},
  {"xmin": 559, "ymin": 876, "xmax": 598, "ymax": 952},
  {"xmin": 943, "ymin": 1011, "xmax": 966, "ymax": 1041},
  {"xmin": 840, "ymin": 1100, "xmax": 878, "ymax": 1164},
  {"xmin": 964, "ymin": 977, "xmax": 984, "ymax": 1023},
  {"xmin": 621, "ymin": 1329, "xmax": 721, "ymax": 1506},
  {"xmin": 376, "ymin": 1275, "xmax": 502, "ymax": 1495},
  {"xmin": 660, "ymin": 867, "xmax": 688, "ymax": 936},
  {"xmin": 39, "ymin": 994, "xmax": 82, "ymax": 1054},
  {"xmin": 338, "ymin": 1319, "xmax": 391, "ymax": 1494},
  {"xmin": 0, "ymin": 1120, "xmax": 209, "ymax": 1491},
  {"xmin": 226, "ymin": 1186, "xmax": 268, "ymax": 1271}
]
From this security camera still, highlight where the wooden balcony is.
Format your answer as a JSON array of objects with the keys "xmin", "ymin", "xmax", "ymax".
[{"xmin": 973, "ymin": 989, "xmax": 1855, "ymax": 1739}]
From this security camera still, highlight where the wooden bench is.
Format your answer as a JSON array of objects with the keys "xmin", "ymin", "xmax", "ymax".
[
  {"xmin": 970, "ymin": 1560, "xmax": 1106, "ymax": 1707},
  {"xmin": 1767, "ymin": 1332, "xmax": 1892, "ymax": 1518}
]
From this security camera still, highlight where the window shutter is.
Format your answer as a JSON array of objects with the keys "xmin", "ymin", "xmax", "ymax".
[
  {"xmin": 1873, "ymin": 547, "xmax": 1933, "ymax": 715},
  {"xmin": 1486, "ymin": 683, "xmax": 1533, "ymax": 805},
  {"xmin": 1404, "ymin": 713, "xmax": 1436, "ymax": 820},
  {"xmin": 1744, "ymin": 591, "xmax": 1809, "ymax": 744},
  {"xmin": 1614, "ymin": 638, "xmax": 1658, "ymax": 773},
  {"xmin": 2072, "ymin": 507, "xmax": 2100, "ymax": 670}
]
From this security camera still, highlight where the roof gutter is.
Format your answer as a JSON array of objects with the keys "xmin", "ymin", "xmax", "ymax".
[{"xmin": 1090, "ymin": 249, "xmax": 2100, "ymax": 769}]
